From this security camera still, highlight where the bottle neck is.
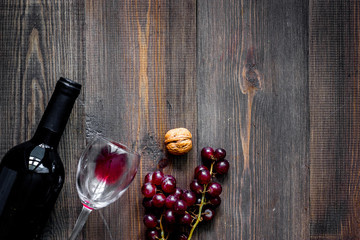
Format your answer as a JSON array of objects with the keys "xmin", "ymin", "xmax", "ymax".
[
  {"xmin": 32, "ymin": 127, "xmax": 62, "ymax": 149},
  {"xmin": 32, "ymin": 78, "xmax": 81, "ymax": 148}
]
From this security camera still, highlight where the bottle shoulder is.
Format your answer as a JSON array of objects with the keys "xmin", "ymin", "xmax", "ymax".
[
  {"xmin": 1, "ymin": 141, "xmax": 33, "ymax": 164},
  {"xmin": 0, "ymin": 140, "xmax": 64, "ymax": 175}
]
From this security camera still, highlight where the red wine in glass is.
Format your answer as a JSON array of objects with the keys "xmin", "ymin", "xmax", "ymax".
[{"xmin": 69, "ymin": 136, "xmax": 140, "ymax": 239}]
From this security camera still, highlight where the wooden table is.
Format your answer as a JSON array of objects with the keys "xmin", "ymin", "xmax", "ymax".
[{"xmin": 0, "ymin": 0, "xmax": 359, "ymax": 239}]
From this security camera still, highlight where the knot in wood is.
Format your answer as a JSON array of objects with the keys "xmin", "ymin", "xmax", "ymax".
[{"xmin": 241, "ymin": 63, "xmax": 261, "ymax": 94}]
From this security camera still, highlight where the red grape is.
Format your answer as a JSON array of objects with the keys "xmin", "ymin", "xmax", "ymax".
[
  {"xmin": 195, "ymin": 169, "xmax": 211, "ymax": 184},
  {"xmin": 194, "ymin": 165, "xmax": 208, "ymax": 177},
  {"xmin": 202, "ymin": 208, "xmax": 215, "ymax": 221},
  {"xmin": 209, "ymin": 196, "xmax": 221, "ymax": 208},
  {"xmin": 179, "ymin": 212, "xmax": 192, "ymax": 225},
  {"xmin": 207, "ymin": 182, "xmax": 222, "ymax": 197},
  {"xmin": 164, "ymin": 174, "xmax": 176, "ymax": 182},
  {"xmin": 178, "ymin": 233, "xmax": 189, "ymax": 240},
  {"xmin": 181, "ymin": 190, "xmax": 196, "ymax": 207},
  {"xmin": 201, "ymin": 147, "xmax": 215, "ymax": 161},
  {"xmin": 174, "ymin": 232, "xmax": 189, "ymax": 240},
  {"xmin": 173, "ymin": 199, "xmax": 187, "ymax": 215},
  {"xmin": 190, "ymin": 179, "xmax": 204, "ymax": 194},
  {"xmin": 173, "ymin": 188, "xmax": 183, "ymax": 198},
  {"xmin": 144, "ymin": 172, "xmax": 153, "ymax": 184},
  {"xmin": 165, "ymin": 195, "xmax": 178, "ymax": 209},
  {"xmin": 214, "ymin": 159, "xmax": 229, "ymax": 175},
  {"xmin": 161, "ymin": 177, "xmax": 176, "ymax": 194},
  {"xmin": 195, "ymin": 196, "xmax": 202, "ymax": 205},
  {"xmin": 152, "ymin": 193, "xmax": 166, "ymax": 208},
  {"xmin": 142, "ymin": 183, "xmax": 157, "ymax": 198},
  {"xmin": 214, "ymin": 148, "xmax": 226, "ymax": 160},
  {"xmin": 164, "ymin": 209, "xmax": 176, "ymax": 224},
  {"xmin": 152, "ymin": 170, "xmax": 165, "ymax": 185},
  {"xmin": 143, "ymin": 214, "xmax": 158, "ymax": 228},
  {"xmin": 146, "ymin": 229, "xmax": 160, "ymax": 240}
]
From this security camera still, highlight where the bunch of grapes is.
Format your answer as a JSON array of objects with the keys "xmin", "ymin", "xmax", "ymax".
[{"xmin": 141, "ymin": 147, "xmax": 230, "ymax": 240}]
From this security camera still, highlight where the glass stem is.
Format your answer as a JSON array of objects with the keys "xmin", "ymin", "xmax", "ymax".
[{"xmin": 69, "ymin": 206, "xmax": 92, "ymax": 240}]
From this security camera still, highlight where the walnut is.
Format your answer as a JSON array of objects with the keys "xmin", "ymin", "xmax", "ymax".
[{"xmin": 164, "ymin": 128, "xmax": 192, "ymax": 155}]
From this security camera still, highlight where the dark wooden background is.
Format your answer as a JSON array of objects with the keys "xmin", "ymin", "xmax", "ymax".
[{"xmin": 0, "ymin": 0, "xmax": 359, "ymax": 239}]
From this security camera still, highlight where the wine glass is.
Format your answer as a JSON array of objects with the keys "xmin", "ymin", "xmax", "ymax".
[{"xmin": 69, "ymin": 135, "xmax": 140, "ymax": 240}]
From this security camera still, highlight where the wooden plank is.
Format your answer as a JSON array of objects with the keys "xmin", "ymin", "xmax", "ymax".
[
  {"xmin": 0, "ymin": 0, "xmax": 85, "ymax": 239},
  {"xmin": 309, "ymin": 0, "xmax": 360, "ymax": 239},
  {"xmin": 197, "ymin": 0, "xmax": 309, "ymax": 239},
  {"xmin": 84, "ymin": 0, "xmax": 196, "ymax": 239},
  {"xmin": 2, "ymin": 0, "xmax": 359, "ymax": 239}
]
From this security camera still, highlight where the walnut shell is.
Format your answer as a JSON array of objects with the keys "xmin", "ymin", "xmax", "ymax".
[{"xmin": 164, "ymin": 128, "xmax": 192, "ymax": 155}]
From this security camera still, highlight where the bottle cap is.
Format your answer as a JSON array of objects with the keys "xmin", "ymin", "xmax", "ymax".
[{"xmin": 57, "ymin": 77, "xmax": 82, "ymax": 97}]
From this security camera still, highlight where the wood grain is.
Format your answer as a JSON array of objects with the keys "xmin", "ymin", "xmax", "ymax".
[
  {"xmin": 84, "ymin": 0, "xmax": 196, "ymax": 239},
  {"xmin": 197, "ymin": 0, "xmax": 309, "ymax": 239},
  {"xmin": 0, "ymin": 0, "xmax": 359, "ymax": 239},
  {"xmin": 309, "ymin": 0, "xmax": 360, "ymax": 239}
]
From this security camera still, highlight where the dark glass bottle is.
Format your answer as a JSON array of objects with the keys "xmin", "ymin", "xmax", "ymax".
[{"xmin": 0, "ymin": 78, "xmax": 81, "ymax": 240}]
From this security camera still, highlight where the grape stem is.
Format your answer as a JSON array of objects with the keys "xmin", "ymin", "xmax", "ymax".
[
  {"xmin": 159, "ymin": 215, "xmax": 167, "ymax": 240},
  {"xmin": 188, "ymin": 162, "xmax": 215, "ymax": 240}
]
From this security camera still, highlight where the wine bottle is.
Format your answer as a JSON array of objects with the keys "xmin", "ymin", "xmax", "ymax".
[{"xmin": 0, "ymin": 77, "xmax": 81, "ymax": 240}]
